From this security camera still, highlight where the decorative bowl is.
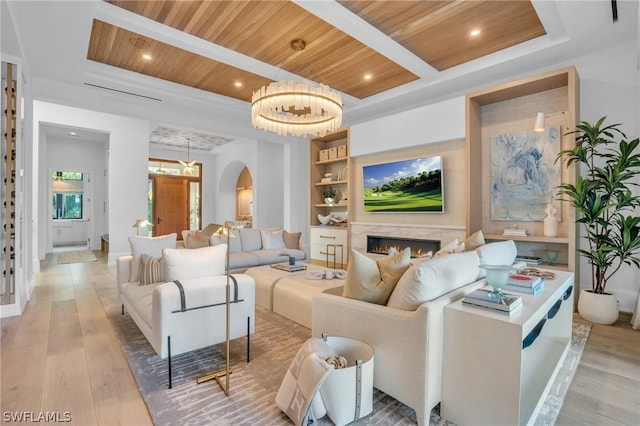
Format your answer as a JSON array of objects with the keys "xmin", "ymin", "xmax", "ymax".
[
  {"xmin": 317, "ymin": 214, "xmax": 332, "ymax": 225},
  {"xmin": 479, "ymin": 264, "xmax": 514, "ymax": 292}
]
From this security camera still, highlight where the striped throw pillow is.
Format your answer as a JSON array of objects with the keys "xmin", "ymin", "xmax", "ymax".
[{"xmin": 139, "ymin": 254, "xmax": 165, "ymax": 285}]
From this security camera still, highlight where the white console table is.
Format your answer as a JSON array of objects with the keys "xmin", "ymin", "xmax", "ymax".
[{"xmin": 441, "ymin": 270, "xmax": 574, "ymax": 426}]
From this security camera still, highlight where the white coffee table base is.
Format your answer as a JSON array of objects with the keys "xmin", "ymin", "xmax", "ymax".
[{"xmin": 273, "ymin": 273, "xmax": 344, "ymax": 328}]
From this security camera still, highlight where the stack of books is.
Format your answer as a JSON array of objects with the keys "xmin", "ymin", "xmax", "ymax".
[
  {"xmin": 462, "ymin": 288, "xmax": 522, "ymax": 315},
  {"xmin": 271, "ymin": 262, "xmax": 306, "ymax": 272},
  {"xmin": 515, "ymin": 255, "xmax": 543, "ymax": 265},
  {"xmin": 503, "ymin": 227, "xmax": 529, "ymax": 237},
  {"xmin": 503, "ymin": 273, "xmax": 544, "ymax": 295}
]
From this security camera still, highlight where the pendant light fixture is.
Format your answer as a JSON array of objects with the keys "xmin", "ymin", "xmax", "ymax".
[
  {"xmin": 179, "ymin": 138, "xmax": 196, "ymax": 176},
  {"xmin": 251, "ymin": 39, "xmax": 343, "ymax": 138}
]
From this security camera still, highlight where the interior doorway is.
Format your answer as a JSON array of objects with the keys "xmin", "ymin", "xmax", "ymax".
[
  {"xmin": 148, "ymin": 159, "xmax": 202, "ymax": 239},
  {"xmin": 236, "ymin": 166, "xmax": 253, "ymax": 226}
]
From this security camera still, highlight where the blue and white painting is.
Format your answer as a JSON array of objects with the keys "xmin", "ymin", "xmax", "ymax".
[{"xmin": 491, "ymin": 126, "xmax": 561, "ymax": 221}]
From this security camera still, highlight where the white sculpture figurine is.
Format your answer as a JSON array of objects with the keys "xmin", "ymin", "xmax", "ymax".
[{"xmin": 543, "ymin": 204, "xmax": 559, "ymax": 237}]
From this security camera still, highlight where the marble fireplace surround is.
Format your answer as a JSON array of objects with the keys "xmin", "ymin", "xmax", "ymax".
[{"xmin": 350, "ymin": 222, "xmax": 466, "ymax": 257}]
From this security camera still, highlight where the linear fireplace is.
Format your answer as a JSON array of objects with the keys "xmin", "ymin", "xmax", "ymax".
[{"xmin": 367, "ymin": 235, "xmax": 441, "ymax": 258}]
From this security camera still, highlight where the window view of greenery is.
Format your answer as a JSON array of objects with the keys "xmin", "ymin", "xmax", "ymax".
[
  {"xmin": 52, "ymin": 171, "xmax": 83, "ymax": 180},
  {"xmin": 52, "ymin": 193, "xmax": 83, "ymax": 219},
  {"xmin": 52, "ymin": 170, "xmax": 84, "ymax": 219}
]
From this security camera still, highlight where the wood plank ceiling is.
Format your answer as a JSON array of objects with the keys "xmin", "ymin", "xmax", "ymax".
[{"xmin": 87, "ymin": 0, "xmax": 546, "ymax": 103}]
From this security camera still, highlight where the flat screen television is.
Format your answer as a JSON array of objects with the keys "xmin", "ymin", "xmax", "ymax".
[{"xmin": 362, "ymin": 155, "xmax": 443, "ymax": 213}]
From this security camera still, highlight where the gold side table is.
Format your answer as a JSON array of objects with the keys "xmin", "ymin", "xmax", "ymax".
[{"xmin": 325, "ymin": 244, "xmax": 344, "ymax": 269}]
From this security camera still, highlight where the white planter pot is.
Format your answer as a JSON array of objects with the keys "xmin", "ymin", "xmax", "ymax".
[{"xmin": 577, "ymin": 289, "xmax": 619, "ymax": 325}]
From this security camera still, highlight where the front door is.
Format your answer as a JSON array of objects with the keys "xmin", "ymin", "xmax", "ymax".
[{"xmin": 153, "ymin": 175, "xmax": 189, "ymax": 238}]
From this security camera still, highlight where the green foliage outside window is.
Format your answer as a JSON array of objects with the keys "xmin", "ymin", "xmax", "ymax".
[{"xmin": 52, "ymin": 193, "xmax": 83, "ymax": 219}]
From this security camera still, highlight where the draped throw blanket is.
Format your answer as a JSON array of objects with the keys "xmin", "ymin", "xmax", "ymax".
[{"xmin": 275, "ymin": 338, "xmax": 338, "ymax": 426}]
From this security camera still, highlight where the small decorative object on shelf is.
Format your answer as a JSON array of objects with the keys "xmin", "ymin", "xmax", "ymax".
[
  {"xmin": 543, "ymin": 204, "xmax": 559, "ymax": 237},
  {"xmin": 479, "ymin": 264, "xmax": 516, "ymax": 300},
  {"xmin": 545, "ymin": 249, "xmax": 560, "ymax": 265},
  {"xmin": 503, "ymin": 226, "xmax": 529, "ymax": 236},
  {"xmin": 318, "ymin": 214, "xmax": 332, "ymax": 225},
  {"xmin": 514, "ymin": 255, "xmax": 543, "ymax": 265},
  {"xmin": 323, "ymin": 185, "xmax": 337, "ymax": 205}
]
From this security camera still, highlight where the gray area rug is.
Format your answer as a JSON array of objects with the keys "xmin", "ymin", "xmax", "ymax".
[{"xmin": 107, "ymin": 304, "xmax": 591, "ymax": 426}]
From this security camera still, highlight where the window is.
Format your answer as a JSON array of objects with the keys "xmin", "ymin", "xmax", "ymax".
[
  {"xmin": 52, "ymin": 170, "xmax": 84, "ymax": 219},
  {"xmin": 52, "ymin": 193, "xmax": 83, "ymax": 219}
]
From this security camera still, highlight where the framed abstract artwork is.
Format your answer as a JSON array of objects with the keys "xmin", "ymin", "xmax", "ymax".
[{"xmin": 490, "ymin": 125, "xmax": 561, "ymax": 221}]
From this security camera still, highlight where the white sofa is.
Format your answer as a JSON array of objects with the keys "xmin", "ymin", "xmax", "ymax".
[
  {"xmin": 311, "ymin": 240, "xmax": 517, "ymax": 425},
  {"xmin": 117, "ymin": 243, "xmax": 256, "ymax": 388},
  {"xmin": 181, "ymin": 227, "xmax": 309, "ymax": 273}
]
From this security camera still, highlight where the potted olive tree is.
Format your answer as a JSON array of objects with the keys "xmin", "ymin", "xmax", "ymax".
[{"xmin": 556, "ymin": 117, "xmax": 640, "ymax": 324}]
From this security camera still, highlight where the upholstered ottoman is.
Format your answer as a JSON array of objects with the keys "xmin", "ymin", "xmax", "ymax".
[
  {"xmin": 245, "ymin": 263, "xmax": 324, "ymax": 310},
  {"xmin": 273, "ymin": 273, "xmax": 344, "ymax": 328}
]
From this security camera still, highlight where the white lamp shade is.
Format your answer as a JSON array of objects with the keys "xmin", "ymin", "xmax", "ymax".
[{"xmin": 534, "ymin": 112, "xmax": 545, "ymax": 132}]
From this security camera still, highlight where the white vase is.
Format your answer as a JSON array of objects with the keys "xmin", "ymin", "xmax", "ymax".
[
  {"xmin": 577, "ymin": 289, "xmax": 619, "ymax": 325},
  {"xmin": 543, "ymin": 204, "xmax": 559, "ymax": 237}
]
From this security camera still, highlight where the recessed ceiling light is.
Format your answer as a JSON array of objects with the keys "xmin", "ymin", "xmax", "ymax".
[
  {"xmin": 69, "ymin": 131, "xmax": 77, "ymax": 136},
  {"xmin": 142, "ymin": 53, "xmax": 152, "ymax": 60},
  {"xmin": 234, "ymin": 81, "xmax": 243, "ymax": 88},
  {"xmin": 470, "ymin": 29, "xmax": 481, "ymax": 37},
  {"xmin": 364, "ymin": 74, "xmax": 372, "ymax": 80}
]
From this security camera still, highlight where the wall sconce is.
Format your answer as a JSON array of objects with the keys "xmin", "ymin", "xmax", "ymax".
[
  {"xmin": 534, "ymin": 111, "xmax": 569, "ymax": 132},
  {"xmin": 132, "ymin": 219, "xmax": 153, "ymax": 236}
]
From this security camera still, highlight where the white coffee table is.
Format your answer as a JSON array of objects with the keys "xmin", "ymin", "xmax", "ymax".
[{"xmin": 273, "ymin": 273, "xmax": 345, "ymax": 328}]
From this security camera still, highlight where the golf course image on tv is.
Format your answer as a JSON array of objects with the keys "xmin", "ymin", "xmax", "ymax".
[{"xmin": 362, "ymin": 155, "xmax": 443, "ymax": 212}]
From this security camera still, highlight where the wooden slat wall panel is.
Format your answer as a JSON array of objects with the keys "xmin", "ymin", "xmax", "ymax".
[
  {"xmin": 105, "ymin": 0, "xmax": 419, "ymax": 99},
  {"xmin": 87, "ymin": 20, "xmax": 274, "ymax": 102},
  {"xmin": 340, "ymin": 0, "xmax": 546, "ymax": 71}
]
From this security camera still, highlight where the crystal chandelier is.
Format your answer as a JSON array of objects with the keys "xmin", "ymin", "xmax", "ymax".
[{"xmin": 251, "ymin": 39, "xmax": 343, "ymax": 138}]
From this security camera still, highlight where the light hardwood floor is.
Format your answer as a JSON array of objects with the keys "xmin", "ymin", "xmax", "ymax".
[{"xmin": 1, "ymin": 251, "xmax": 639, "ymax": 425}]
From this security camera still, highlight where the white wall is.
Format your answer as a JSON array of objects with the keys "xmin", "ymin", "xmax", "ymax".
[
  {"xmin": 46, "ymin": 137, "xmax": 107, "ymax": 251},
  {"xmin": 573, "ymin": 42, "xmax": 640, "ymax": 312},
  {"xmin": 256, "ymin": 141, "xmax": 284, "ymax": 228},
  {"xmin": 34, "ymin": 101, "xmax": 150, "ymax": 264},
  {"xmin": 350, "ymin": 96, "xmax": 465, "ymax": 157}
]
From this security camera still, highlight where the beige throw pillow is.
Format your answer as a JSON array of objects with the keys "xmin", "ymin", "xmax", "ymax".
[
  {"xmin": 342, "ymin": 248, "xmax": 411, "ymax": 305},
  {"xmin": 463, "ymin": 230, "xmax": 486, "ymax": 251},
  {"xmin": 185, "ymin": 230, "xmax": 211, "ymax": 249},
  {"xmin": 283, "ymin": 230, "xmax": 301, "ymax": 250}
]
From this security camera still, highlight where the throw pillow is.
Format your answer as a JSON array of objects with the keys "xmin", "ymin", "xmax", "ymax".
[
  {"xmin": 342, "ymin": 248, "xmax": 410, "ymax": 305},
  {"xmin": 434, "ymin": 238, "xmax": 465, "ymax": 257},
  {"xmin": 283, "ymin": 230, "xmax": 301, "ymax": 250},
  {"xmin": 201, "ymin": 223, "xmax": 223, "ymax": 237},
  {"xmin": 239, "ymin": 228, "xmax": 262, "ymax": 251},
  {"xmin": 260, "ymin": 228, "xmax": 286, "ymax": 250},
  {"xmin": 185, "ymin": 230, "xmax": 211, "ymax": 249},
  {"xmin": 463, "ymin": 230, "xmax": 486, "ymax": 251},
  {"xmin": 163, "ymin": 244, "xmax": 227, "ymax": 281},
  {"xmin": 139, "ymin": 254, "xmax": 165, "ymax": 285},
  {"xmin": 475, "ymin": 240, "xmax": 517, "ymax": 278},
  {"xmin": 387, "ymin": 251, "xmax": 481, "ymax": 311},
  {"xmin": 377, "ymin": 247, "xmax": 411, "ymax": 290},
  {"xmin": 128, "ymin": 233, "xmax": 177, "ymax": 282}
]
